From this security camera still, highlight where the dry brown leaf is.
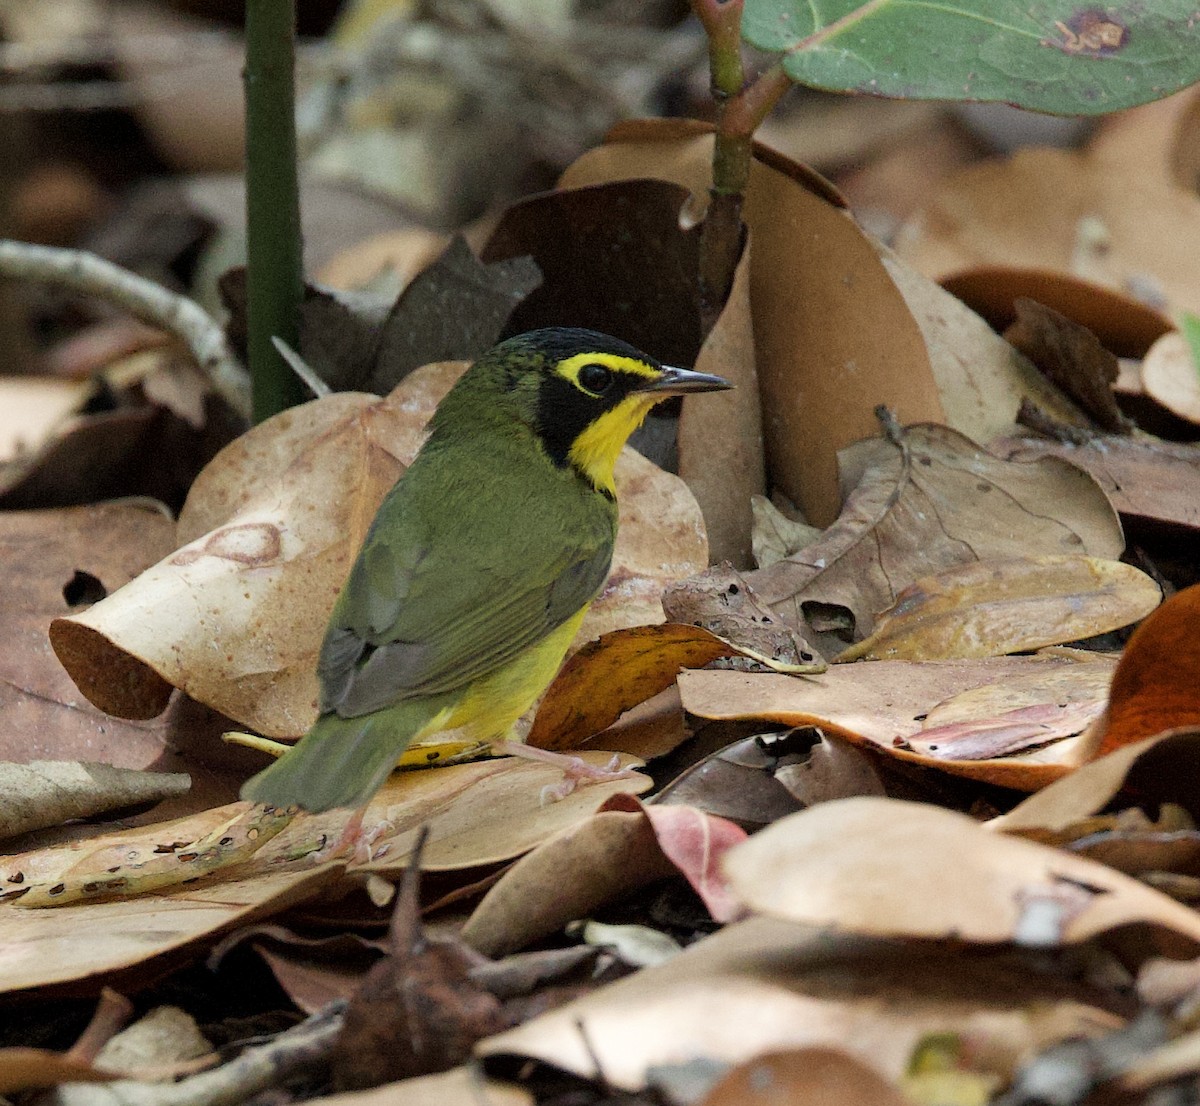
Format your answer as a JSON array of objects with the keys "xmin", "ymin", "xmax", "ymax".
[
  {"xmin": 0, "ymin": 863, "xmax": 341, "ymax": 997},
  {"xmin": 878, "ymin": 252, "xmax": 1087, "ymax": 432},
  {"xmin": 0, "ymin": 762, "xmax": 190, "ymax": 842},
  {"xmin": 662, "ymin": 564, "xmax": 823, "ymax": 668},
  {"xmin": 316, "ymin": 228, "xmax": 449, "ymax": 291},
  {"xmin": 905, "ymin": 662, "xmax": 1113, "ymax": 762},
  {"xmin": 462, "ymin": 805, "xmax": 677, "ymax": 958},
  {"xmin": 1141, "ymin": 330, "xmax": 1200, "ymax": 426},
  {"xmin": 699, "ymin": 1047, "xmax": 912, "ymax": 1106},
  {"xmin": 1087, "ymin": 585, "xmax": 1200, "ymax": 760},
  {"xmin": 751, "ymin": 495, "xmax": 821, "ymax": 568},
  {"xmin": 307, "ymin": 1066, "xmax": 532, "ymax": 1106},
  {"xmin": 0, "ymin": 753, "xmax": 648, "ymax": 991},
  {"xmin": 0, "ymin": 377, "xmax": 89, "ymax": 463},
  {"xmin": 941, "ymin": 266, "xmax": 1173, "ymax": 359},
  {"xmin": 1003, "ymin": 298, "xmax": 1133, "ymax": 432},
  {"xmin": 837, "ymin": 556, "xmax": 1160, "ymax": 662},
  {"xmin": 723, "ymin": 797, "xmax": 1200, "ymax": 953},
  {"xmin": 678, "ymin": 239, "xmax": 764, "ymax": 567},
  {"xmin": 897, "ymin": 147, "xmax": 1200, "ymax": 316},
  {"xmin": 0, "ymin": 1048, "xmax": 117, "ymax": 1095},
  {"xmin": 528, "ymin": 624, "xmax": 740, "ymax": 752},
  {"xmin": 1087, "ymin": 85, "xmax": 1200, "ymax": 196},
  {"xmin": 560, "ymin": 120, "xmax": 943, "ymax": 527},
  {"xmin": 993, "ymin": 433, "xmax": 1200, "ymax": 533},
  {"xmin": 748, "ymin": 424, "xmax": 1123, "ymax": 642},
  {"xmin": 0, "ymin": 502, "xmax": 178, "ymax": 767},
  {"xmin": 991, "ymin": 731, "xmax": 1200, "ymax": 835},
  {"xmin": 51, "ymin": 362, "xmax": 708, "ymax": 736},
  {"xmin": 477, "ymin": 915, "xmax": 1120, "ymax": 1090},
  {"xmin": 677, "ymin": 651, "xmax": 1117, "ymax": 789}
]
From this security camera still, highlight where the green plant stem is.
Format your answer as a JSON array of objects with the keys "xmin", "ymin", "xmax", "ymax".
[
  {"xmin": 244, "ymin": 0, "xmax": 306, "ymax": 423},
  {"xmin": 691, "ymin": 1, "xmax": 793, "ymax": 326}
]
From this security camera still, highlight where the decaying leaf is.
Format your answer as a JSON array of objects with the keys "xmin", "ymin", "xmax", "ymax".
[
  {"xmin": 993, "ymin": 434, "xmax": 1200, "ymax": 533},
  {"xmin": 750, "ymin": 495, "xmax": 821, "ymax": 569},
  {"xmin": 331, "ymin": 834, "xmax": 505, "ymax": 1091},
  {"xmin": 528, "ymin": 624, "xmax": 741, "ymax": 752},
  {"xmin": 1141, "ymin": 329, "xmax": 1200, "ymax": 427},
  {"xmin": 364, "ymin": 236, "xmax": 542, "ymax": 396},
  {"xmin": 992, "ymin": 731, "xmax": 1200, "ymax": 835},
  {"xmin": 677, "ymin": 241, "xmax": 765, "ymax": 567},
  {"xmin": 0, "ymin": 762, "xmax": 190, "ymax": 842},
  {"xmin": 482, "ymin": 177, "xmax": 702, "ymax": 371},
  {"xmin": 0, "ymin": 753, "xmax": 648, "ymax": 985},
  {"xmin": 51, "ymin": 362, "xmax": 709, "ymax": 737},
  {"xmin": 903, "ymin": 662, "xmax": 1113, "ymax": 762},
  {"xmin": 0, "ymin": 1049, "xmax": 118, "ymax": 1095},
  {"xmin": 677, "ymin": 651, "xmax": 1117, "ymax": 789},
  {"xmin": 837, "ymin": 555, "xmax": 1160, "ymax": 662},
  {"xmin": 478, "ymin": 915, "xmax": 1121, "ymax": 1091},
  {"xmin": 662, "ymin": 564, "xmax": 824, "ymax": 669},
  {"xmin": 462, "ymin": 804, "xmax": 677, "ymax": 958},
  {"xmin": 897, "ymin": 147, "xmax": 1200, "ymax": 317},
  {"xmin": 699, "ymin": 1048, "xmax": 912, "ymax": 1106},
  {"xmin": 748, "ymin": 423, "xmax": 1123, "ymax": 642},
  {"xmin": 0, "ymin": 502, "xmax": 178, "ymax": 767},
  {"xmin": 723, "ymin": 797, "xmax": 1200, "ymax": 953},
  {"xmin": 941, "ymin": 266, "xmax": 1172, "ymax": 362},
  {"xmin": 878, "ymin": 253, "xmax": 1088, "ymax": 434},
  {"xmin": 1003, "ymin": 298, "xmax": 1134, "ymax": 433},
  {"xmin": 1090, "ymin": 585, "xmax": 1200, "ymax": 759}
]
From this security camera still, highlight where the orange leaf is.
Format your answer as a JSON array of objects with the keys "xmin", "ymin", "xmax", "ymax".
[{"xmin": 1093, "ymin": 584, "xmax": 1200, "ymax": 757}]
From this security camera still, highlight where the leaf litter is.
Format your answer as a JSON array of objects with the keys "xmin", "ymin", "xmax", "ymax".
[{"xmin": 13, "ymin": 70, "xmax": 1200, "ymax": 1106}]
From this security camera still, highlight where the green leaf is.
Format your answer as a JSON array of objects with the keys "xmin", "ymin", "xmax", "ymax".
[
  {"xmin": 742, "ymin": 1, "xmax": 1200, "ymax": 115},
  {"xmin": 1183, "ymin": 312, "xmax": 1200, "ymax": 382}
]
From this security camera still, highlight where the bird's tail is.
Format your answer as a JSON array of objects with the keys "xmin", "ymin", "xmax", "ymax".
[{"xmin": 240, "ymin": 700, "xmax": 445, "ymax": 813}]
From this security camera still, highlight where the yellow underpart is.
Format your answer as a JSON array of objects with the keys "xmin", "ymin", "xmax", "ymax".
[
  {"xmin": 409, "ymin": 604, "xmax": 590, "ymax": 755},
  {"xmin": 567, "ymin": 395, "xmax": 657, "ymax": 495}
]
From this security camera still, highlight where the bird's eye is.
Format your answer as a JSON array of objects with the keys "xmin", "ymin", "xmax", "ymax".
[{"xmin": 578, "ymin": 363, "xmax": 614, "ymax": 395}]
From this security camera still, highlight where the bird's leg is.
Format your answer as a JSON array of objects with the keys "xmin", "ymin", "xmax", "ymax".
[
  {"xmin": 312, "ymin": 805, "xmax": 395, "ymax": 865},
  {"xmin": 489, "ymin": 741, "xmax": 641, "ymax": 803}
]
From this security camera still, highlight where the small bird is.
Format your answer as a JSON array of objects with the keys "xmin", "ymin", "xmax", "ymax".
[{"xmin": 241, "ymin": 328, "xmax": 730, "ymax": 817}]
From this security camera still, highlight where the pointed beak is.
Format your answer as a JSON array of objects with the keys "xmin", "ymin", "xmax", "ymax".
[{"xmin": 634, "ymin": 365, "xmax": 733, "ymax": 396}]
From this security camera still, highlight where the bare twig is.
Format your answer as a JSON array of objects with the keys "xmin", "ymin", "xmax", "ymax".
[
  {"xmin": 0, "ymin": 240, "xmax": 250, "ymax": 420},
  {"xmin": 49, "ymin": 1002, "xmax": 347, "ymax": 1106}
]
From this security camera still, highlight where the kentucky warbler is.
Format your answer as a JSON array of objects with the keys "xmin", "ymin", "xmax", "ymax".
[{"xmin": 241, "ymin": 328, "xmax": 730, "ymax": 814}]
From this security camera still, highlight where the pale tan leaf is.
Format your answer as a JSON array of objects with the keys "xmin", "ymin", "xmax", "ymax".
[
  {"xmin": 477, "ymin": 915, "xmax": 1119, "ymax": 1091},
  {"xmin": 0, "ymin": 762, "xmax": 190, "ymax": 842},
  {"xmin": 678, "ymin": 240, "xmax": 764, "ymax": 568},
  {"xmin": 723, "ymin": 797, "xmax": 1200, "ymax": 950},
  {"xmin": 749, "ymin": 424, "xmax": 1123, "ymax": 642},
  {"xmin": 837, "ymin": 556, "xmax": 1160, "ymax": 662},
  {"xmin": 1142, "ymin": 330, "xmax": 1200, "ymax": 426},
  {"xmin": 677, "ymin": 652, "xmax": 1117, "ymax": 790},
  {"xmin": 990, "ymin": 731, "xmax": 1200, "ymax": 834}
]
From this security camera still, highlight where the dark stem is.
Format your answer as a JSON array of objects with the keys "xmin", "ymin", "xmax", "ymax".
[
  {"xmin": 690, "ymin": 1, "xmax": 793, "ymax": 329},
  {"xmin": 244, "ymin": 0, "xmax": 306, "ymax": 423}
]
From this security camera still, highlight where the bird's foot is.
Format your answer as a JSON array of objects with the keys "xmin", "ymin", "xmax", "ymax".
[
  {"xmin": 490, "ymin": 742, "xmax": 641, "ymax": 803},
  {"xmin": 312, "ymin": 807, "xmax": 395, "ymax": 865}
]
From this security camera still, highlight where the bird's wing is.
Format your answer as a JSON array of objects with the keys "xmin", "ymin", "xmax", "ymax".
[{"xmin": 317, "ymin": 465, "xmax": 615, "ymax": 718}]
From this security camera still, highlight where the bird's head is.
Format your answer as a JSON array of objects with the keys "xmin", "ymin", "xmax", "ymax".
[{"xmin": 434, "ymin": 327, "xmax": 731, "ymax": 496}]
